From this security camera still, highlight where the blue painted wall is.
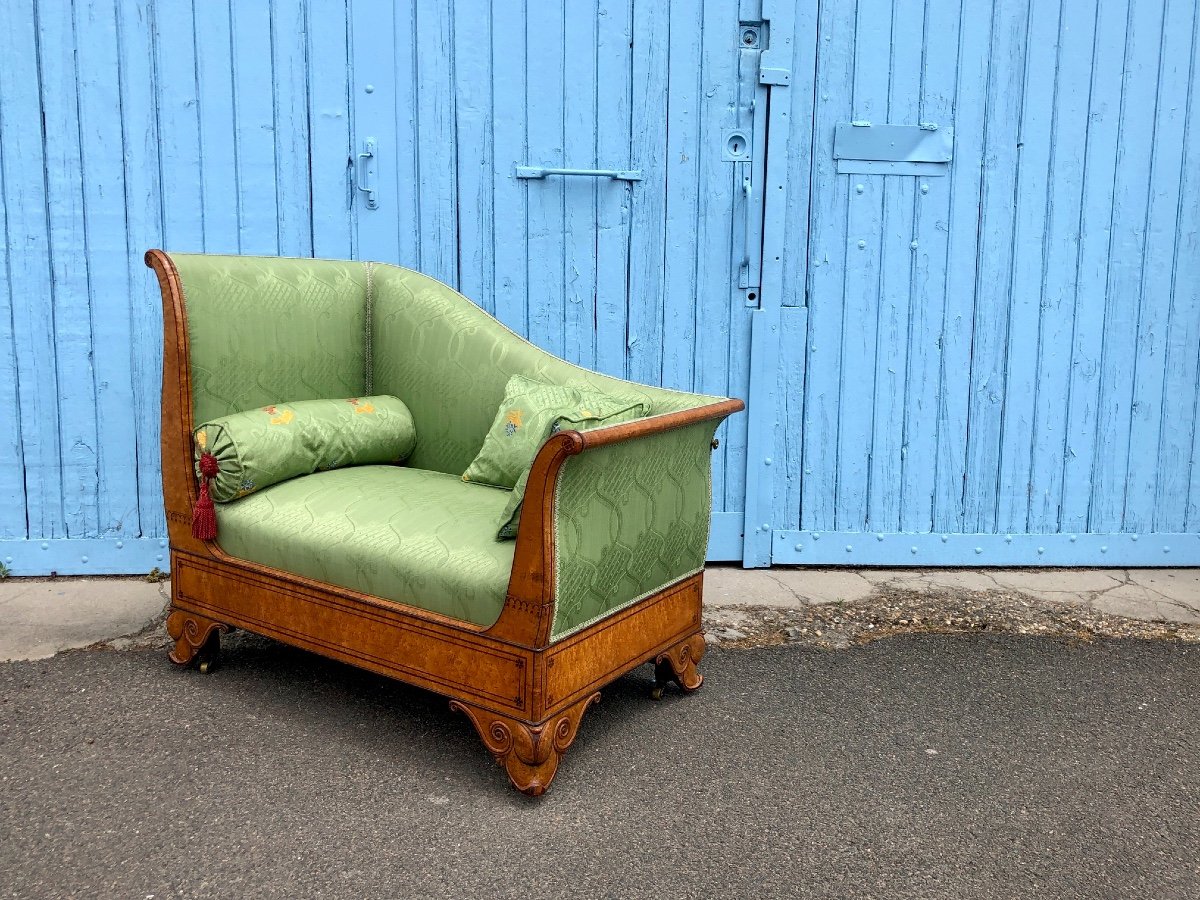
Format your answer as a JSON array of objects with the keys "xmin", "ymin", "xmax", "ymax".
[{"xmin": 0, "ymin": 0, "xmax": 1196, "ymax": 574}]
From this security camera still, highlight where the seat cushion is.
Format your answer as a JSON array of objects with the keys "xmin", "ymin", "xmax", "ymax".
[{"xmin": 214, "ymin": 466, "xmax": 515, "ymax": 626}]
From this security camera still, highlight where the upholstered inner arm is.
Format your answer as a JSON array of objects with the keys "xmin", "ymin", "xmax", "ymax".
[{"xmin": 546, "ymin": 404, "xmax": 738, "ymax": 641}]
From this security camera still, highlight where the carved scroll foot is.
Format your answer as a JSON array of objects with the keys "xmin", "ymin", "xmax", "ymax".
[
  {"xmin": 165, "ymin": 608, "xmax": 230, "ymax": 670},
  {"xmin": 652, "ymin": 632, "xmax": 706, "ymax": 698},
  {"xmin": 451, "ymin": 694, "xmax": 601, "ymax": 797}
]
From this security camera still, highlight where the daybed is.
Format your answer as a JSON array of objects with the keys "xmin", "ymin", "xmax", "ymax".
[{"xmin": 145, "ymin": 250, "xmax": 742, "ymax": 795}]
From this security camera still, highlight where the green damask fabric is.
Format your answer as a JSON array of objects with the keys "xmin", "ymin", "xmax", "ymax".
[
  {"xmin": 550, "ymin": 418, "xmax": 720, "ymax": 641},
  {"xmin": 463, "ymin": 374, "xmax": 645, "ymax": 490},
  {"xmin": 171, "ymin": 253, "xmax": 368, "ymax": 424},
  {"xmin": 215, "ymin": 466, "xmax": 514, "ymax": 626},
  {"xmin": 496, "ymin": 403, "xmax": 648, "ymax": 540},
  {"xmin": 369, "ymin": 264, "xmax": 720, "ymax": 475},
  {"xmin": 194, "ymin": 396, "xmax": 416, "ymax": 502}
]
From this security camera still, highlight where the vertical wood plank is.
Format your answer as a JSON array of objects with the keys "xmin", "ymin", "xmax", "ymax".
[
  {"xmin": 626, "ymin": 0, "xmax": 670, "ymax": 385},
  {"xmin": 1122, "ymin": 0, "xmax": 1194, "ymax": 532},
  {"xmin": 308, "ymin": 0, "xmax": 354, "ymax": 259},
  {"xmin": 193, "ymin": 1, "xmax": 240, "ymax": 253},
  {"xmin": 563, "ymin": 0, "xmax": 600, "ymax": 370},
  {"xmin": 38, "ymin": 0, "xmax": 98, "ymax": 538},
  {"xmin": 962, "ymin": 0, "xmax": 1028, "ymax": 533},
  {"xmin": 997, "ymin": 0, "xmax": 1059, "ymax": 533},
  {"xmin": 452, "ymin": 0, "xmax": 495, "ymax": 311},
  {"xmin": 0, "ymin": 120, "xmax": 26, "ymax": 538},
  {"xmin": 490, "ymin": 0, "xmax": 528, "ymax": 333},
  {"xmin": 414, "ymin": 0, "xmax": 457, "ymax": 283},
  {"xmin": 155, "ymin": 0, "xmax": 203, "ymax": 251},
  {"xmin": 1088, "ymin": 0, "xmax": 1163, "ymax": 530},
  {"xmin": 1060, "ymin": 0, "xmax": 1127, "ymax": 531},
  {"xmin": 1160, "ymin": 8, "xmax": 1200, "ymax": 532},
  {"xmin": 1027, "ymin": 0, "xmax": 1097, "ymax": 533},
  {"xmin": 525, "ymin": 0, "xmax": 566, "ymax": 355},
  {"xmin": 77, "ymin": 0, "xmax": 141, "ymax": 538},
  {"xmin": 229, "ymin": 2, "xmax": 280, "ymax": 255},
  {"xmin": 800, "ymin": 0, "xmax": 854, "ymax": 532},
  {"xmin": 869, "ymin": 0, "xmax": 923, "ymax": 532},
  {"xmin": 118, "ymin": 0, "xmax": 165, "ymax": 538},
  {"xmin": 272, "ymin": 0, "xmax": 313, "ymax": 258},
  {"xmin": 901, "ymin": 0, "xmax": 960, "ymax": 534}
]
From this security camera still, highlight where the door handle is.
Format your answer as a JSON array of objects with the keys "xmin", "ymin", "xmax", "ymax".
[
  {"xmin": 357, "ymin": 138, "xmax": 378, "ymax": 209},
  {"xmin": 739, "ymin": 165, "xmax": 753, "ymax": 285},
  {"xmin": 515, "ymin": 165, "xmax": 642, "ymax": 181}
]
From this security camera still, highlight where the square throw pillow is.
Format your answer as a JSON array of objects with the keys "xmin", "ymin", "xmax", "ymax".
[
  {"xmin": 495, "ymin": 403, "xmax": 646, "ymax": 540},
  {"xmin": 462, "ymin": 374, "xmax": 645, "ymax": 490}
]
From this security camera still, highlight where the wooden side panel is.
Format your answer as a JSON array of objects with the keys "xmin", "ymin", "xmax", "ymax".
[
  {"xmin": 778, "ymin": 0, "xmax": 1200, "ymax": 564},
  {"xmin": 0, "ymin": 0, "xmax": 355, "ymax": 575}
]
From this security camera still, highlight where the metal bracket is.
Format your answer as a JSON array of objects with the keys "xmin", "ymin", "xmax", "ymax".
[{"xmin": 515, "ymin": 166, "xmax": 642, "ymax": 181}]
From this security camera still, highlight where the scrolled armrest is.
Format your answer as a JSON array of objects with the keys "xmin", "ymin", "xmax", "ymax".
[{"xmin": 491, "ymin": 399, "xmax": 742, "ymax": 647}]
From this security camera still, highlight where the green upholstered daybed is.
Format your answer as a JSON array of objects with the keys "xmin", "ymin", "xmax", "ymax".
[{"xmin": 147, "ymin": 250, "xmax": 742, "ymax": 795}]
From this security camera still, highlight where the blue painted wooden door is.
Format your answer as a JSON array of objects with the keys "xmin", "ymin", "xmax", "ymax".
[{"xmin": 348, "ymin": 0, "xmax": 782, "ymax": 563}]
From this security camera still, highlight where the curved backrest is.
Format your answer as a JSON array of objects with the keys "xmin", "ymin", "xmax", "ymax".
[
  {"xmin": 171, "ymin": 254, "xmax": 369, "ymax": 424},
  {"xmin": 369, "ymin": 264, "xmax": 717, "ymax": 474}
]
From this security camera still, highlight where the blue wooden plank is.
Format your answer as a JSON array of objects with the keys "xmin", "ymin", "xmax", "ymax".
[
  {"xmin": 154, "ymin": 0, "xmax": 203, "ymax": 252},
  {"xmin": 772, "ymin": 530, "xmax": 1200, "ymax": 567},
  {"xmin": 1089, "ymin": 0, "xmax": 1165, "ymax": 531},
  {"xmin": 272, "ymin": 0, "xmax": 313, "ymax": 258},
  {"xmin": 389, "ymin": 0, "xmax": 420, "ymax": 269},
  {"xmin": 834, "ymin": 0, "xmax": 889, "ymax": 533},
  {"xmin": 694, "ymin": 0, "xmax": 738, "ymax": 510},
  {"xmin": 659, "ymin": 0, "xmax": 703, "ymax": 393},
  {"xmin": 593, "ymin": 0, "xmax": 632, "ymax": 378},
  {"xmin": 997, "ymin": 0, "xmax": 1059, "ymax": 533},
  {"xmin": 524, "ymin": 1, "xmax": 566, "ymax": 356},
  {"xmin": 1123, "ymin": 0, "xmax": 1195, "ymax": 532},
  {"xmin": 773, "ymin": 306, "xmax": 807, "ymax": 530},
  {"xmin": 117, "ymin": 0, "xmax": 165, "ymax": 538},
  {"xmin": 76, "ymin": 0, "xmax": 141, "ymax": 539},
  {"xmin": 307, "ymin": 0, "xmax": 354, "ymax": 260},
  {"xmin": 0, "ymin": 537, "xmax": 169, "ymax": 577},
  {"xmin": 868, "ymin": 0, "xmax": 923, "ymax": 534},
  {"xmin": 799, "ymin": 0, "xmax": 854, "ymax": 533},
  {"xmin": 193, "ymin": 1, "xmax": 240, "ymax": 253},
  {"xmin": 414, "ymin": 0, "xmax": 457, "ymax": 284},
  {"xmin": 0, "ymin": 126, "xmax": 26, "ymax": 539},
  {"xmin": 229, "ymin": 2, "xmax": 280, "ymax": 255},
  {"xmin": 37, "ymin": 0, "xmax": 99, "ymax": 538},
  {"xmin": 1027, "ymin": 0, "xmax": 1098, "ymax": 533},
  {"xmin": 900, "ymin": 0, "xmax": 959, "ymax": 534},
  {"xmin": 1060, "ymin": 0, "xmax": 1127, "ymax": 532},
  {"xmin": 1161, "ymin": 8, "xmax": 1200, "ymax": 532},
  {"xmin": 626, "ymin": 0, "xmax": 669, "ymax": 385},
  {"xmin": 562, "ymin": 0, "xmax": 600, "ymax": 371},
  {"xmin": 962, "ymin": 0, "xmax": 1029, "ymax": 534},
  {"xmin": 451, "ymin": 0, "xmax": 495, "ymax": 311},
  {"xmin": 932, "ymin": 0, "xmax": 990, "ymax": 535},
  {"xmin": 489, "ymin": 0, "xmax": 528, "ymax": 334}
]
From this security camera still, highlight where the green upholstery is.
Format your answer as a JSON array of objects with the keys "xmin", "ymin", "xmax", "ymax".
[
  {"xmin": 215, "ymin": 466, "xmax": 514, "ymax": 626},
  {"xmin": 195, "ymin": 396, "xmax": 416, "ymax": 502},
  {"xmin": 170, "ymin": 253, "xmax": 731, "ymax": 640},
  {"xmin": 551, "ymin": 419, "xmax": 719, "ymax": 640},
  {"xmin": 172, "ymin": 254, "xmax": 368, "ymax": 424},
  {"xmin": 464, "ymin": 373, "xmax": 645, "ymax": 489},
  {"xmin": 369, "ymin": 265, "xmax": 717, "ymax": 475}
]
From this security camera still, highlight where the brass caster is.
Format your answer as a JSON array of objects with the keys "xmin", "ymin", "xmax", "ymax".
[
  {"xmin": 198, "ymin": 658, "xmax": 216, "ymax": 675},
  {"xmin": 650, "ymin": 683, "xmax": 666, "ymax": 701}
]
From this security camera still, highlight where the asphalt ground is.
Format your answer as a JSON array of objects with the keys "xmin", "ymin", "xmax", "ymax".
[{"xmin": 1, "ymin": 634, "xmax": 1197, "ymax": 899}]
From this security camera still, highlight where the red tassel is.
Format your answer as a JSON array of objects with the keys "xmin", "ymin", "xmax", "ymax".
[{"xmin": 192, "ymin": 452, "xmax": 219, "ymax": 541}]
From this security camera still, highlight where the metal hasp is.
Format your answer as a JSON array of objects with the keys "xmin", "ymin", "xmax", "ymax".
[
  {"xmin": 833, "ymin": 123, "xmax": 954, "ymax": 176},
  {"xmin": 515, "ymin": 165, "xmax": 642, "ymax": 181},
  {"xmin": 356, "ymin": 137, "xmax": 378, "ymax": 208}
]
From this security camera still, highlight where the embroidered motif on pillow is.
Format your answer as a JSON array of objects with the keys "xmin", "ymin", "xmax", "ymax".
[{"xmin": 193, "ymin": 395, "xmax": 416, "ymax": 503}]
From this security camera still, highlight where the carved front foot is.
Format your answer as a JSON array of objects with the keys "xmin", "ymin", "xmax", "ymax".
[
  {"xmin": 451, "ymin": 693, "xmax": 601, "ymax": 797},
  {"xmin": 652, "ymin": 632, "xmax": 706, "ymax": 697},
  {"xmin": 166, "ymin": 609, "xmax": 230, "ymax": 670}
]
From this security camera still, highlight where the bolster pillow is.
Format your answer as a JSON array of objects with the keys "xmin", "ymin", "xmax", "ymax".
[{"xmin": 193, "ymin": 396, "xmax": 417, "ymax": 503}]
